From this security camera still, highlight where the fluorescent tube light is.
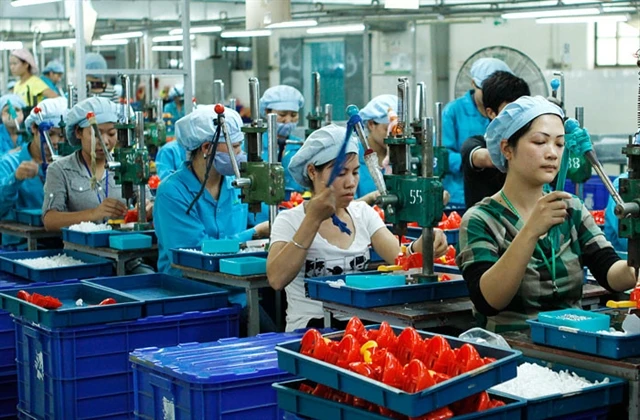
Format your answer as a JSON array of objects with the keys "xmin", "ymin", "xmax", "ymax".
[
  {"xmin": 266, "ymin": 20, "xmax": 318, "ymax": 29},
  {"xmin": 152, "ymin": 35, "xmax": 195, "ymax": 43},
  {"xmin": 502, "ymin": 8, "xmax": 599, "ymax": 19},
  {"xmin": 537, "ymin": 15, "xmax": 628, "ymax": 24},
  {"xmin": 100, "ymin": 31, "xmax": 143, "ymax": 40},
  {"xmin": 91, "ymin": 39, "xmax": 129, "ymax": 46},
  {"xmin": 220, "ymin": 30, "xmax": 272, "ymax": 38},
  {"xmin": 0, "ymin": 41, "xmax": 23, "ymax": 50},
  {"xmin": 41, "ymin": 38, "xmax": 75, "ymax": 48},
  {"xmin": 307, "ymin": 24, "xmax": 366, "ymax": 34},
  {"xmin": 222, "ymin": 46, "xmax": 251, "ymax": 52},
  {"xmin": 11, "ymin": 0, "xmax": 60, "ymax": 6},
  {"xmin": 384, "ymin": 0, "xmax": 419, "ymax": 10},
  {"xmin": 152, "ymin": 45, "xmax": 184, "ymax": 52},
  {"xmin": 169, "ymin": 26, "xmax": 223, "ymax": 35}
]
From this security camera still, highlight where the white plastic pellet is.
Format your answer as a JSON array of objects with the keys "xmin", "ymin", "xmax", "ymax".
[
  {"xmin": 490, "ymin": 362, "xmax": 609, "ymax": 399},
  {"xmin": 556, "ymin": 314, "xmax": 590, "ymax": 321},
  {"xmin": 68, "ymin": 222, "xmax": 112, "ymax": 233},
  {"xmin": 327, "ymin": 279, "xmax": 346, "ymax": 289},
  {"xmin": 15, "ymin": 254, "xmax": 86, "ymax": 269},
  {"xmin": 75, "ymin": 299, "xmax": 84, "ymax": 307}
]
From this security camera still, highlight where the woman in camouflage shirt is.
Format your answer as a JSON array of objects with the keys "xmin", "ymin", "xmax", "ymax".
[{"xmin": 456, "ymin": 96, "xmax": 637, "ymax": 332}]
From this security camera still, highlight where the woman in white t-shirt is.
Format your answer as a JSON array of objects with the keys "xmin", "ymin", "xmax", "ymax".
[{"xmin": 267, "ymin": 124, "xmax": 449, "ymax": 331}]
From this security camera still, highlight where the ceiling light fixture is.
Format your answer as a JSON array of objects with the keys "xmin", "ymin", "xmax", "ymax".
[
  {"xmin": 307, "ymin": 24, "xmax": 366, "ymax": 34},
  {"xmin": 152, "ymin": 45, "xmax": 184, "ymax": 52},
  {"xmin": 220, "ymin": 30, "xmax": 272, "ymax": 38},
  {"xmin": 0, "ymin": 41, "xmax": 23, "ymax": 50},
  {"xmin": 152, "ymin": 35, "xmax": 195, "ymax": 43},
  {"xmin": 169, "ymin": 26, "xmax": 223, "ymax": 35},
  {"xmin": 222, "ymin": 46, "xmax": 252, "ymax": 52},
  {"xmin": 100, "ymin": 31, "xmax": 144, "ymax": 40},
  {"xmin": 266, "ymin": 20, "xmax": 318, "ymax": 29},
  {"xmin": 536, "ymin": 15, "xmax": 629, "ymax": 24},
  {"xmin": 502, "ymin": 7, "xmax": 600, "ymax": 19},
  {"xmin": 41, "ymin": 38, "xmax": 75, "ymax": 48},
  {"xmin": 11, "ymin": 0, "xmax": 61, "ymax": 7},
  {"xmin": 91, "ymin": 39, "xmax": 129, "ymax": 46}
]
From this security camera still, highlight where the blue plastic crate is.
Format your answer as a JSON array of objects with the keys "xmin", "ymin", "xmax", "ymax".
[
  {"xmin": 0, "ymin": 372, "xmax": 18, "ymax": 419},
  {"xmin": 0, "ymin": 249, "xmax": 113, "ymax": 282},
  {"xmin": 83, "ymin": 273, "xmax": 230, "ymax": 317},
  {"xmin": 0, "ymin": 282, "xmax": 144, "ymax": 328},
  {"xmin": 305, "ymin": 272, "xmax": 468, "ymax": 309},
  {"xmin": 61, "ymin": 228, "xmax": 125, "ymax": 248},
  {"xmin": 0, "ymin": 312, "xmax": 14, "ymax": 372},
  {"xmin": 433, "ymin": 263, "xmax": 461, "ymax": 275},
  {"xmin": 171, "ymin": 249, "xmax": 267, "ymax": 272},
  {"xmin": 219, "ymin": 256, "xmax": 267, "ymax": 276},
  {"xmin": 14, "ymin": 210, "xmax": 43, "ymax": 227},
  {"xmin": 275, "ymin": 379, "xmax": 526, "ymax": 420},
  {"xmin": 276, "ymin": 325, "xmax": 521, "ymax": 417},
  {"xmin": 14, "ymin": 306, "xmax": 240, "ymax": 419},
  {"xmin": 527, "ymin": 318, "xmax": 640, "ymax": 359},
  {"xmin": 109, "ymin": 233, "xmax": 153, "ymax": 250},
  {"xmin": 564, "ymin": 175, "xmax": 615, "ymax": 211},
  {"xmin": 498, "ymin": 357, "xmax": 624, "ymax": 420},
  {"xmin": 537, "ymin": 309, "xmax": 610, "ymax": 333},
  {"xmin": 131, "ymin": 332, "xmax": 308, "ymax": 420},
  {"xmin": 557, "ymin": 407, "xmax": 609, "ymax": 420},
  {"xmin": 445, "ymin": 229, "xmax": 459, "ymax": 246}
]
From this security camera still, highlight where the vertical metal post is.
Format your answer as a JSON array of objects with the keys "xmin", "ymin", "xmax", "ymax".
[
  {"xmin": 267, "ymin": 113, "xmax": 278, "ymax": 226},
  {"xmin": 74, "ymin": 0, "xmax": 86, "ymax": 102},
  {"xmin": 214, "ymin": 79, "xmax": 225, "ymax": 104},
  {"xmin": 181, "ymin": 0, "xmax": 193, "ymax": 114},
  {"xmin": 312, "ymin": 72, "xmax": 321, "ymax": 115},
  {"xmin": 435, "ymin": 102, "xmax": 443, "ymax": 147},
  {"xmin": 575, "ymin": 106, "xmax": 585, "ymax": 198},
  {"xmin": 415, "ymin": 82, "xmax": 427, "ymax": 121},
  {"xmin": 324, "ymin": 104, "xmax": 333, "ymax": 125},
  {"xmin": 249, "ymin": 77, "xmax": 260, "ymax": 123},
  {"xmin": 135, "ymin": 111, "xmax": 147, "ymax": 223},
  {"xmin": 422, "ymin": 116, "xmax": 435, "ymax": 277}
]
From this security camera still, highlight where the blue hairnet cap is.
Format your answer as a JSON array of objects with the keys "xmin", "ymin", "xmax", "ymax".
[
  {"xmin": 176, "ymin": 105, "xmax": 244, "ymax": 151},
  {"xmin": 485, "ymin": 95, "xmax": 564, "ymax": 173},
  {"xmin": 43, "ymin": 60, "xmax": 64, "ymax": 74},
  {"xmin": 65, "ymin": 97, "xmax": 121, "ymax": 146},
  {"xmin": 85, "ymin": 53, "xmax": 107, "ymax": 78},
  {"xmin": 288, "ymin": 123, "xmax": 359, "ymax": 188},
  {"xmin": 168, "ymin": 85, "xmax": 184, "ymax": 100},
  {"xmin": 25, "ymin": 97, "xmax": 68, "ymax": 129},
  {"xmin": 259, "ymin": 85, "xmax": 304, "ymax": 117},
  {"xmin": 470, "ymin": 58, "xmax": 512, "ymax": 88},
  {"xmin": 0, "ymin": 94, "xmax": 26, "ymax": 113},
  {"xmin": 359, "ymin": 94, "xmax": 398, "ymax": 124}
]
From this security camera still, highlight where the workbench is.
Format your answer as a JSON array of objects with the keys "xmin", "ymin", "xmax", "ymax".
[
  {"xmin": 63, "ymin": 242, "xmax": 158, "ymax": 276},
  {"xmin": 176, "ymin": 264, "xmax": 282, "ymax": 337},
  {"xmin": 503, "ymin": 330, "xmax": 636, "ymax": 419},
  {"xmin": 0, "ymin": 221, "xmax": 61, "ymax": 251},
  {"xmin": 321, "ymin": 283, "xmax": 612, "ymax": 330}
]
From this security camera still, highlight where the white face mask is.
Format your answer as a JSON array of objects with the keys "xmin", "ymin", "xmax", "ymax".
[{"xmin": 214, "ymin": 150, "xmax": 248, "ymax": 176}]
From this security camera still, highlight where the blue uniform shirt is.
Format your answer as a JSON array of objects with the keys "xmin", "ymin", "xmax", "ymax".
[
  {"xmin": 41, "ymin": 76, "xmax": 63, "ymax": 96},
  {"xmin": 163, "ymin": 101, "xmax": 185, "ymax": 127},
  {"xmin": 155, "ymin": 140, "xmax": 186, "ymax": 180},
  {"xmin": 0, "ymin": 125, "xmax": 22, "ymax": 156},
  {"xmin": 441, "ymin": 90, "xmax": 490, "ymax": 207},
  {"xmin": 604, "ymin": 174, "xmax": 627, "ymax": 252},
  {"xmin": 153, "ymin": 163, "xmax": 256, "ymax": 306},
  {"xmin": 0, "ymin": 145, "xmax": 45, "ymax": 247}
]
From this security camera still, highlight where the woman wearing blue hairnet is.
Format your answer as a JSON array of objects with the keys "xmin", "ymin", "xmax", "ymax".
[
  {"xmin": 267, "ymin": 124, "xmax": 449, "ymax": 331},
  {"xmin": 164, "ymin": 85, "xmax": 185, "ymax": 127},
  {"xmin": 153, "ymin": 106, "xmax": 273, "ymax": 330},
  {"xmin": 0, "ymin": 94, "xmax": 26, "ymax": 155},
  {"xmin": 456, "ymin": 95, "xmax": 637, "ymax": 332},
  {"xmin": 0, "ymin": 97, "xmax": 67, "ymax": 249},
  {"xmin": 41, "ymin": 60, "xmax": 65, "ymax": 96}
]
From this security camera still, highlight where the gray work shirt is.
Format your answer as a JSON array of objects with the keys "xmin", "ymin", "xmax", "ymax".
[{"xmin": 43, "ymin": 150, "xmax": 148, "ymax": 217}]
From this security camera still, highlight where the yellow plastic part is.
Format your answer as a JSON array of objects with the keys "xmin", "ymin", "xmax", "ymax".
[
  {"xmin": 377, "ymin": 265, "xmax": 403, "ymax": 272},
  {"xmin": 302, "ymin": 191, "xmax": 313, "ymax": 199},
  {"xmin": 606, "ymin": 300, "xmax": 638, "ymax": 309}
]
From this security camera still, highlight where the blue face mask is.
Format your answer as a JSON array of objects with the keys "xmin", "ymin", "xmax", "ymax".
[
  {"xmin": 214, "ymin": 150, "xmax": 247, "ymax": 176},
  {"xmin": 277, "ymin": 122, "xmax": 297, "ymax": 139}
]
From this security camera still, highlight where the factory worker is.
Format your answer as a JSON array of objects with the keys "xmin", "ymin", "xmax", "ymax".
[
  {"xmin": 153, "ymin": 106, "xmax": 270, "ymax": 305},
  {"xmin": 442, "ymin": 58, "xmax": 512, "ymax": 209},
  {"xmin": 0, "ymin": 97, "xmax": 67, "ymax": 249},
  {"xmin": 461, "ymin": 71, "xmax": 530, "ymax": 208},
  {"xmin": 163, "ymin": 85, "xmax": 185, "ymax": 126},
  {"xmin": 249, "ymin": 85, "xmax": 306, "ymax": 225},
  {"xmin": 0, "ymin": 94, "xmax": 25, "ymax": 155},
  {"xmin": 10, "ymin": 48, "xmax": 59, "ymax": 107},
  {"xmin": 267, "ymin": 124, "xmax": 449, "ymax": 331},
  {"xmin": 456, "ymin": 96, "xmax": 637, "ymax": 332},
  {"xmin": 155, "ymin": 140, "xmax": 186, "ymax": 180},
  {"xmin": 41, "ymin": 60, "xmax": 65, "ymax": 96},
  {"xmin": 85, "ymin": 53, "xmax": 119, "ymax": 101}
]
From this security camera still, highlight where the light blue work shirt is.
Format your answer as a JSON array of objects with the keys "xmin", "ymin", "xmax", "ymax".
[
  {"xmin": 0, "ymin": 125, "xmax": 22, "ymax": 156},
  {"xmin": 604, "ymin": 173, "xmax": 627, "ymax": 252},
  {"xmin": 155, "ymin": 140, "xmax": 186, "ymax": 180},
  {"xmin": 41, "ymin": 76, "xmax": 63, "ymax": 96},
  {"xmin": 251, "ymin": 134, "xmax": 304, "ymax": 225},
  {"xmin": 153, "ymin": 163, "xmax": 257, "ymax": 306},
  {"xmin": 0, "ymin": 145, "xmax": 45, "ymax": 247},
  {"xmin": 441, "ymin": 90, "xmax": 490, "ymax": 207},
  {"xmin": 163, "ymin": 101, "xmax": 185, "ymax": 127}
]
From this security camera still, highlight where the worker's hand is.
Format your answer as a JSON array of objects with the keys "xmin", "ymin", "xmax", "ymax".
[
  {"xmin": 522, "ymin": 191, "xmax": 572, "ymax": 238},
  {"xmin": 92, "ymin": 198, "xmax": 128, "ymax": 221},
  {"xmin": 254, "ymin": 221, "xmax": 270, "ymax": 238},
  {"xmin": 145, "ymin": 200, "xmax": 154, "ymax": 218},
  {"xmin": 305, "ymin": 187, "xmax": 336, "ymax": 224},
  {"xmin": 433, "ymin": 228, "xmax": 448, "ymax": 258},
  {"xmin": 359, "ymin": 191, "xmax": 380, "ymax": 206},
  {"xmin": 15, "ymin": 161, "xmax": 39, "ymax": 181},
  {"xmin": 443, "ymin": 190, "xmax": 450, "ymax": 207}
]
